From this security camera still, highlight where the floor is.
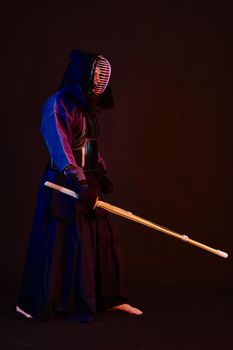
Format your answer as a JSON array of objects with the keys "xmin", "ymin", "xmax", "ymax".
[{"xmin": 1, "ymin": 285, "xmax": 232, "ymax": 350}]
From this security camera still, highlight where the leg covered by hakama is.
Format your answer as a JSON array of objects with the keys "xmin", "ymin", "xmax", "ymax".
[{"xmin": 17, "ymin": 165, "xmax": 127, "ymax": 321}]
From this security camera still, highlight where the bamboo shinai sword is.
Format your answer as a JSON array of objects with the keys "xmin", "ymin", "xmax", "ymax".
[{"xmin": 44, "ymin": 181, "xmax": 228, "ymax": 259}]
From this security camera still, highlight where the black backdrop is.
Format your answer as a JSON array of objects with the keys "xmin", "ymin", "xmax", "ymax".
[{"xmin": 1, "ymin": 0, "xmax": 232, "ymax": 301}]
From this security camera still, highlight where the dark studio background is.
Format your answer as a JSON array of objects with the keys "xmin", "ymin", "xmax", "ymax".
[{"xmin": 0, "ymin": 1, "xmax": 233, "ymax": 349}]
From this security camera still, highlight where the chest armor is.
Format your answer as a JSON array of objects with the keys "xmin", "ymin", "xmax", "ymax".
[{"xmin": 72, "ymin": 114, "xmax": 99, "ymax": 171}]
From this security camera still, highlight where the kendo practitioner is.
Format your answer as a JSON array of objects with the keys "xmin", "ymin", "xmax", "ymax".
[{"xmin": 16, "ymin": 49, "xmax": 142, "ymax": 322}]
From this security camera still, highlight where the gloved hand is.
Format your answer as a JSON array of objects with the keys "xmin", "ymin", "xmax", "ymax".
[
  {"xmin": 78, "ymin": 188, "xmax": 98, "ymax": 210},
  {"xmin": 96, "ymin": 163, "xmax": 114, "ymax": 194},
  {"xmin": 64, "ymin": 165, "xmax": 98, "ymax": 209},
  {"xmin": 99, "ymin": 174, "xmax": 114, "ymax": 194}
]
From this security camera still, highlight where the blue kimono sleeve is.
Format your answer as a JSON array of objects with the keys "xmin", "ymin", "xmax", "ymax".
[{"xmin": 40, "ymin": 92, "xmax": 86, "ymax": 181}]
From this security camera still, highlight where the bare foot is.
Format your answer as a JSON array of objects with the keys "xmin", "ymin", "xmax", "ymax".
[
  {"xmin": 16, "ymin": 306, "xmax": 33, "ymax": 319},
  {"xmin": 107, "ymin": 303, "xmax": 143, "ymax": 315}
]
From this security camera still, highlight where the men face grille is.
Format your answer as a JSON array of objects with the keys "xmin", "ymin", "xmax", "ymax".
[{"xmin": 92, "ymin": 56, "xmax": 111, "ymax": 95}]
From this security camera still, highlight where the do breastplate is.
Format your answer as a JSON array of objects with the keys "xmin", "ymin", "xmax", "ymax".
[{"xmin": 72, "ymin": 114, "xmax": 99, "ymax": 171}]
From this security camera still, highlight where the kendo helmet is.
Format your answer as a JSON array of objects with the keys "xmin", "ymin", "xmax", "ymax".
[{"xmin": 60, "ymin": 49, "xmax": 113, "ymax": 110}]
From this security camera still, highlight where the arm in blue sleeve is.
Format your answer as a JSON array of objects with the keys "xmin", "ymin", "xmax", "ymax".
[{"xmin": 40, "ymin": 92, "xmax": 86, "ymax": 181}]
